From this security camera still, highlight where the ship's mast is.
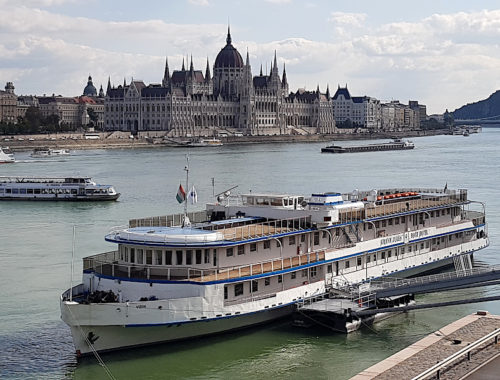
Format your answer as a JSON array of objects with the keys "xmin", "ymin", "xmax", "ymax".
[{"xmin": 183, "ymin": 155, "xmax": 190, "ymax": 227}]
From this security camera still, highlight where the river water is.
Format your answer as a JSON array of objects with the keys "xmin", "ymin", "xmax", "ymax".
[{"xmin": 1, "ymin": 129, "xmax": 499, "ymax": 379}]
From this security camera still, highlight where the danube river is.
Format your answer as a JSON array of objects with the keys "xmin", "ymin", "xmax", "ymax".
[{"xmin": 1, "ymin": 129, "xmax": 499, "ymax": 379}]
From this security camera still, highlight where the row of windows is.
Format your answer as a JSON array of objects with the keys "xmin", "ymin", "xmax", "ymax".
[
  {"xmin": 119, "ymin": 246, "xmax": 214, "ymax": 266},
  {"xmin": 225, "ymin": 235, "xmax": 308, "ymax": 257},
  {"xmin": 0, "ymin": 187, "xmax": 77, "ymax": 195}
]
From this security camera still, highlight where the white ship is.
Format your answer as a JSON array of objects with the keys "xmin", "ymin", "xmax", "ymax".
[
  {"xmin": 0, "ymin": 176, "xmax": 120, "ymax": 201},
  {"xmin": 0, "ymin": 147, "xmax": 15, "ymax": 163},
  {"xmin": 61, "ymin": 186, "xmax": 488, "ymax": 356},
  {"xmin": 30, "ymin": 147, "xmax": 70, "ymax": 158}
]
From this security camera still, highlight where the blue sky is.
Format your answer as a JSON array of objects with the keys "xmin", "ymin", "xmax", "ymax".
[{"xmin": 2, "ymin": 0, "xmax": 500, "ymax": 113}]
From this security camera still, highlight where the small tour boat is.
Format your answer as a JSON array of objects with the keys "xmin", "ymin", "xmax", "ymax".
[
  {"xmin": 0, "ymin": 147, "xmax": 15, "ymax": 163},
  {"xmin": 0, "ymin": 176, "xmax": 120, "ymax": 201},
  {"xmin": 30, "ymin": 148, "xmax": 70, "ymax": 158}
]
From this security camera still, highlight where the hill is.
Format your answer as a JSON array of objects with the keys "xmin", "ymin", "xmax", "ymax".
[{"xmin": 453, "ymin": 90, "xmax": 500, "ymax": 119}]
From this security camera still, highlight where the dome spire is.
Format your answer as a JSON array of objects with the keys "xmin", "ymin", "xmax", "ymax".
[{"xmin": 226, "ymin": 24, "xmax": 232, "ymax": 45}]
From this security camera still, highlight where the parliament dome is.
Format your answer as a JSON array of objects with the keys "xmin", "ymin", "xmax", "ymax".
[
  {"xmin": 83, "ymin": 75, "xmax": 97, "ymax": 97},
  {"xmin": 214, "ymin": 28, "xmax": 244, "ymax": 69}
]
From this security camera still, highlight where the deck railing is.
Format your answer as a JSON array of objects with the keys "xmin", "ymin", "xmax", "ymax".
[
  {"xmin": 129, "ymin": 210, "xmax": 208, "ymax": 228},
  {"xmin": 83, "ymin": 248, "xmax": 326, "ymax": 283}
]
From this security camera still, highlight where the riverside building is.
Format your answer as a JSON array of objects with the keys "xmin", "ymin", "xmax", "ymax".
[{"xmin": 104, "ymin": 28, "xmax": 336, "ymax": 136}]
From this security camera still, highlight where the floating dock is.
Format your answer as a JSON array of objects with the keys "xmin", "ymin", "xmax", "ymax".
[{"xmin": 351, "ymin": 311, "xmax": 500, "ymax": 380}]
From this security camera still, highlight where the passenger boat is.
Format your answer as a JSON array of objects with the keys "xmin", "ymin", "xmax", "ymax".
[
  {"xmin": 30, "ymin": 147, "xmax": 70, "ymax": 158},
  {"xmin": 321, "ymin": 138, "xmax": 414, "ymax": 153},
  {"xmin": 0, "ymin": 176, "xmax": 120, "ymax": 201},
  {"xmin": 186, "ymin": 138, "xmax": 223, "ymax": 147},
  {"xmin": 61, "ymin": 182, "xmax": 488, "ymax": 356},
  {"xmin": 0, "ymin": 147, "xmax": 15, "ymax": 163}
]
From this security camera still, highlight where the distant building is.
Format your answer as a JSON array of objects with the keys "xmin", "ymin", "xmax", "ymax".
[
  {"xmin": 83, "ymin": 75, "xmax": 98, "ymax": 97},
  {"xmin": 104, "ymin": 27, "xmax": 336, "ymax": 136},
  {"xmin": 381, "ymin": 101, "xmax": 420, "ymax": 131},
  {"xmin": 17, "ymin": 95, "xmax": 39, "ymax": 120},
  {"xmin": 409, "ymin": 100, "xmax": 427, "ymax": 123},
  {"xmin": 0, "ymin": 82, "xmax": 18, "ymax": 123},
  {"xmin": 332, "ymin": 86, "xmax": 381, "ymax": 129},
  {"xmin": 38, "ymin": 95, "xmax": 104, "ymax": 129}
]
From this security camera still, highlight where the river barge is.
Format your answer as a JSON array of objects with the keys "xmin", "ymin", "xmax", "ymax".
[
  {"xmin": 61, "ymin": 183, "xmax": 488, "ymax": 356},
  {"xmin": 321, "ymin": 138, "xmax": 414, "ymax": 153},
  {"xmin": 0, "ymin": 176, "xmax": 120, "ymax": 201}
]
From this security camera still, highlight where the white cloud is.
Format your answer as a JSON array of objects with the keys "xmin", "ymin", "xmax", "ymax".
[
  {"xmin": 2, "ymin": 3, "xmax": 500, "ymax": 114},
  {"xmin": 188, "ymin": 0, "xmax": 210, "ymax": 6},
  {"xmin": 265, "ymin": 0, "xmax": 292, "ymax": 4}
]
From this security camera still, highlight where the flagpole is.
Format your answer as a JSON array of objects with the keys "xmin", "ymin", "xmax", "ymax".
[{"xmin": 184, "ymin": 155, "xmax": 189, "ymax": 225}]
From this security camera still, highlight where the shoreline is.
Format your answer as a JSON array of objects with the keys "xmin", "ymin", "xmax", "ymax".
[{"xmin": 2, "ymin": 129, "xmax": 447, "ymax": 152}]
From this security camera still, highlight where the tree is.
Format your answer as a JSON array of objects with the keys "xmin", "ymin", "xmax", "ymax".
[
  {"xmin": 25, "ymin": 106, "xmax": 42, "ymax": 132},
  {"xmin": 87, "ymin": 108, "xmax": 99, "ymax": 130}
]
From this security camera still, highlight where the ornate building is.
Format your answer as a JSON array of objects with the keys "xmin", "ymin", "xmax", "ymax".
[
  {"xmin": 0, "ymin": 82, "xmax": 18, "ymax": 123},
  {"xmin": 104, "ymin": 28, "xmax": 336, "ymax": 136}
]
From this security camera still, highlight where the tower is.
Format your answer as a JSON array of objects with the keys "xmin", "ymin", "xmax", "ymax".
[{"xmin": 162, "ymin": 56, "xmax": 170, "ymax": 87}]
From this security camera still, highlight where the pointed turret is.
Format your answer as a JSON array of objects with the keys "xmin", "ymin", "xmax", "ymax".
[
  {"xmin": 326, "ymin": 84, "xmax": 330, "ymax": 100},
  {"xmin": 260, "ymin": 64, "xmax": 263, "ymax": 76},
  {"xmin": 106, "ymin": 76, "xmax": 111, "ymax": 95},
  {"xmin": 162, "ymin": 56, "xmax": 170, "ymax": 87},
  {"xmin": 189, "ymin": 55, "xmax": 194, "ymax": 73},
  {"xmin": 272, "ymin": 50, "xmax": 278, "ymax": 76},
  {"xmin": 246, "ymin": 50, "xmax": 250, "ymax": 66},
  {"xmin": 316, "ymin": 84, "xmax": 320, "ymax": 95},
  {"xmin": 99, "ymin": 85, "xmax": 104, "ymax": 97},
  {"xmin": 226, "ymin": 25, "xmax": 232, "ymax": 45},
  {"xmin": 282, "ymin": 63, "xmax": 287, "ymax": 85},
  {"xmin": 205, "ymin": 57, "xmax": 211, "ymax": 82},
  {"xmin": 182, "ymin": 58, "xmax": 185, "ymax": 71},
  {"xmin": 123, "ymin": 77, "xmax": 126, "ymax": 87}
]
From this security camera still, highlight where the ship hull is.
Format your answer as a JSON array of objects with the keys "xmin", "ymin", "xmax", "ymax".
[{"xmin": 63, "ymin": 304, "xmax": 293, "ymax": 356}]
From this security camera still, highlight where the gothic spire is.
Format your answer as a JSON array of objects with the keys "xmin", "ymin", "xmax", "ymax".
[
  {"xmin": 260, "ymin": 64, "xmax": 263, "ymax": 76},
  {"xmin": 190, "ymin": 54, "xmax": 194, "ymax": 73},
  {"xmin": 226, "ymin": 24, "xmax": 232, "ymax": 45},
  {"xmin": 282, "ymin": 63, "xmax": 287, "ymax": 85},
  {"xmin": 164, "ymin": 56, "xmax": 170, "ymax": 79},
  {"xmin": 182, "ymin": 57, "xmax": 185, "ymax": 71},
  {"xmin": 106, "ymin": 76, "xmax": 111, "ymax": 95},
  {"xmin": 246, "ymin": 49, "xmax": 250, "ymax": 66},
  {"xmin": 205, "ymin": 57, "xmax": 211, "ymax": 82},
  {"xmin": 326, "ymin": 84, "xmax": 330, "ymax": 99},
  {"xmin": 123, "ymin": 77, "xmax": 126, "ymax": 87},
  {"xmin": 273, "ymin": 50, "xmax": 278, "ymax": 74}
]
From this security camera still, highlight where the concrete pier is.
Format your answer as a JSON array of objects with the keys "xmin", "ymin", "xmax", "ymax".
[{"xmin": 351, "ymin": 311, "xmax": 500, "ymax": 380}]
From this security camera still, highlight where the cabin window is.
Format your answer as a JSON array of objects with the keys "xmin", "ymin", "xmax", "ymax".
[
  {"xmin": 447, "ymin": 209, "xmax": 450, "ymax": 215},
  {"xmin": 26, "ymin": 189, "xmax": 33, "ymax": 194},
  {"xmin": 381, "ymin": 251, "xmax": 386, "ymax": 259},
  {"xmin": 430, "ymin": 211, "xmax": 434, "ymax": 217},
  {"xmin": 130, "ymin": 248, "xmax": 135, "ymax": 263},
  {"xmin": 278, "ymin": 275, "xmax": 283, "ymax": 283},
  {"xmin": 155, "ymin": 250, "xmax": 162, "ymax": 265},
  {"xmin": 441, "ymin": 209, "xmax": 446, "ymax": 216},
  {"xmin": 34, "ymin": 189, "xmax": 41, "ymax": 194},
  {"xmin": 226, "ymin": 247, "xmax": 234, "ymax": 257},
  {"xmin": 137, "ymin": 249, "xmax": 144, "ymax": 264},
  {"xmin": 301, "ymin": 234, "xmax": 306, "ymax": 242},
  {"xmin": 289, "ymin": 236, "xmax": 296, "ymax": 245},
  {"xmin": 400, "ymin": 217, "xmax": 405, "ymax": 224},
  {"xmin": 20, "ymin": 189, "xmax": 26, "ymax": 194},
  {"xmin": 366, "ymin": 255, "xmax": 371, "ymax": 263},
  {"xmin": 382, "ymin": 220, "xmax": 387, "ymax": 227},
  {"xmin": 388, "ymin": 219, "xmax": 393, "ymax": 226},
  {"xmin": 213, "ymin": 251, "xmax": 217, "ymax": 266},
  {"xmin": 302, "ymin": 269, "xmax": 308, "ymax": 277},
  {"xmin": 251, "ymin": 280, "xmax": 258, "ymax": 292},
  {"xmin": 196, "ymin": 250, "xmax": 202, "ymax": 264},
  {"xmin": 388, "ymin": 250, "xmax": 392, "ymax": 258},
  {"xmin": 238, "ymin": 245, "xmax": 244, "ymax": 255},
  {"xmin": 250, "ymin": 243, "xmax": 257, "ymax": 252},
  {"xmin": 395, "ymin": 218, "xmax": 399, "ymax": 225},
  {"xmin": 291, "ymin": 272, "xmax": 297, "ymax": 279},
  {"xmin": 426, "ymin": 241, "xmax": 430, "ymax": 248},
  {"xmin": 373, "ymin": 254, "xmax": 377, "ymax": 262},
  {"xmin": 166, "ymin": 250, "xmax": 172, "ymax": 265},
  {"xmin": 224, "ymin": 286, "xmax": 228, "ymax": 300},
  {"xmin": 310, "ymin": 267, "xmax": 317, "ymax": 277},
  {"xmin": 367, "ymin": 224, "xmax": 373, "ymax": 229},
  {"xmin": 408, "ymin": 246, "xmax": 412, "ymax": 252},
  {"xmin": 146, "ymin": 250, "xmax": 152, "ymax": 265},
  {"xmin": 345, "ymin": 260, "xmax": 350, "ymax": 269},
  {"xmin": 357, "ymin": 257, "xmax": 362, "ymax": 266},
  {"xmin": 176, "ymin": 250, "xmax": 183, "ymax": 265},
  {"xmin": 375, "ymin": 221, "xmax": 380, "ymax": 228},
  {"xmin": 265, "ymin": 277, "xmax": 270, "ymax": 286},
  {"xmin": 6, "ymin": 189, "xmax": 11, "ymax": 194},
  {"xmin": 276, "ymin": 239, "xmax": 282, "ymax": 248},
  {"xmin": 204, "ymin": 249, "xmax": 210, "ymax": 264},
  {"xmin": 234, "ymin": 283, "xmax": 243, "ymax": 297},
  {"xmin": 186, "ymin": 250, "xmax": 192, "ymax": 265},
  {"xmin": 263, "ymin": 241, "xmax": 270, "ymax": 249},
  {"xmin": 313, "ymin": 232, "xmax": 320, "ymax": 245}
]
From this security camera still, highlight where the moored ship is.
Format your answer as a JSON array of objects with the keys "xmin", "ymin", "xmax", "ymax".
[
  {"xmin": 61, "ymin": 185, "xmax": 488, "ymax": 356},
  {"xmin": 321, "ymin": 138, "xmax": 414, "ymax": 153},
  {"xmin": 30, "ymin": 147, "xmax": 70, "ymax": 158},
  {"xmin": 0, "ymin": 176, "xmax": 120, "ymax": 201}
]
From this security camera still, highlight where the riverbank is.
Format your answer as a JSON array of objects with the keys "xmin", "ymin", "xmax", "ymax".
[{"xmin": 1, "ymin": 129, "xmax": 447, "ymax": 152}]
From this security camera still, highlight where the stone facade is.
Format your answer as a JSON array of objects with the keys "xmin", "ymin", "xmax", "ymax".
[
  {"xmin": 104, "ymin": 29, "xmax": 336, "ymax": 136},
  {"xmin": 332, "ymin": 86, "xmax": 381, "ymax": 129},
  {"xmin": 0, "ymin": 82, "xmax": 18, "ymax": 123},
  {"xmin": 381, "ymin": 101, "xmax": 420, "ymax": 131},
  {"xmin": 38, "ymin": 95, "xmax": 104, "ymax": 129}
]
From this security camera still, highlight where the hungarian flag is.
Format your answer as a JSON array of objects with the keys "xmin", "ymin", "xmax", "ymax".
[{"xmin": 176, "ymin": 184, "xmax": 186, "ymax": 204}]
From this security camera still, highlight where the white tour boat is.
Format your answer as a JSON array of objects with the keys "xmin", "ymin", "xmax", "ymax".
[
  {"xmin": 61, "ymin": 179, "xmax": 489, "ymax": 356},
  {"xmin": 0, "ymin": 147, "xmax": 15, "ymax": 163},
  {"xmin": 186, "ymin": 138, "xmax": 223, "ymax": 147},
  {"xmin": 0, "ymin": 176, "xmax": 120, "ymax": 201},
  {"xmin": 30, "ymin": 147, "xmax": 70, "ymax": 158}
]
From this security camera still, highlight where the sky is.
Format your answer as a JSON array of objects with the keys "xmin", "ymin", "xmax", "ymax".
[{"xmin": 2, "ymin": 1, "xmax": 500, "ymax": 114}]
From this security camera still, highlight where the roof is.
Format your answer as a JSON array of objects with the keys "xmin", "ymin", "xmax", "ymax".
[
  {"xmin": 214, "ymin": 30, "xmax": 244, "ymax": 69},
  {"xmin": 332, "ymin": 87, "xmax": 351, "ymax": 100}
]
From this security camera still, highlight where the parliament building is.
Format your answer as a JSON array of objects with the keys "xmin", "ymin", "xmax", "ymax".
[{"xmin": 104, "ymin": 28, "xmax": 336, "ymax": 136}]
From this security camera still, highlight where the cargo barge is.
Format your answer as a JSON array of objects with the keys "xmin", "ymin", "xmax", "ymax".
[{"xmin": 321, "ymin": 138, "xmax": 414, "ymax": 153}]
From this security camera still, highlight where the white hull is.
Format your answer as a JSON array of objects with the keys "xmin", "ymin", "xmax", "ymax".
[{"xmin": 63, "ymin": 304, "xmax": 292, "ymax": 356}]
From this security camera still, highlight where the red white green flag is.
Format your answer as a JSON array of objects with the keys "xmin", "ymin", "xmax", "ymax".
[{"xmin": 176, "ymin": 184, "xmax": 186, "ymax": 204}]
